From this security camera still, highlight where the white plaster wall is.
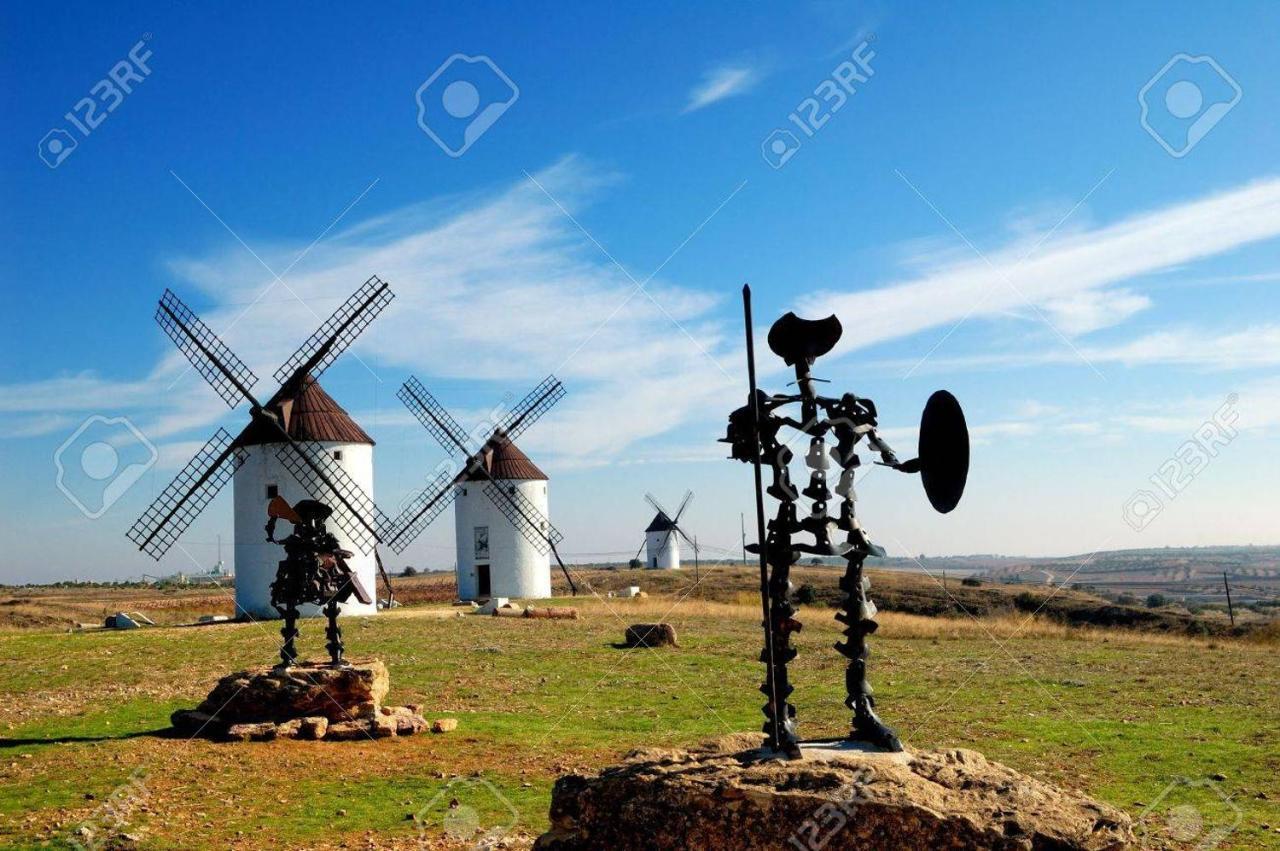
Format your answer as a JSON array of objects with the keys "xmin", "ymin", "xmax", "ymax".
[
  {"xmin": 455, "ymin": 479, "xmax": 552, "ymax": 600},
  {"xmin": 646, "ymin": 529, "xmax": 681, "ymax": 569},
  {"xmin": 232, "ymin": 441, "xmax": 378, "ymax": 619}
]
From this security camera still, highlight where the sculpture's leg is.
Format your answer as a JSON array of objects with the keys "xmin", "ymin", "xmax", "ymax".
[
  {"xmin": 836, "ymin": 553, "xmax": 902, "ymax": 751},
  {"xmin": 278, "ymin": 604, "xmax": 300, "ymax": 669},
  {"xmin": 324, "ymin": 600, "xmax": 345, "ymax": 667},
  {"xmin": 761, "ymin": 530, "xmax": 802, "ymax": 758}
]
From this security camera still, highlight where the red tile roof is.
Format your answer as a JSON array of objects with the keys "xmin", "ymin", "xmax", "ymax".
[
  {"xmin": 232, "ymin": 375, "xmax": 374, "ymax": 448},
  {"xmin": 462, "ymin": 435, "xmax": 547, "ymax": 481}
]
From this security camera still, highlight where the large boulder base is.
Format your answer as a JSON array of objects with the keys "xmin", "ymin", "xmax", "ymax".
[
  {"xmin": 535, "ymin": 735, "xmax": 1133, "ymax": 851},
  {"xmin": 171, "ymin": 660, "xmax": 434, "ymax": 741}
]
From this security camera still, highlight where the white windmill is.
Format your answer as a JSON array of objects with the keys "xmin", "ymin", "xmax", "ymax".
[
  {"xmin": 636, "ymin": 491, "xmax": 695, "ymax": 570},
  {"xmin": 384, "ymin": 376, "xmax": 577, "ymax": 601},
  {"xmin": 127, "ymin": 278, "xmax": 395, "ymax": 620}
]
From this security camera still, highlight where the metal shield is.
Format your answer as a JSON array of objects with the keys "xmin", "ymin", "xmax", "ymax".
[{"xmin": 918, "ymin": 390, "xmax": 969, "ymax": 514}]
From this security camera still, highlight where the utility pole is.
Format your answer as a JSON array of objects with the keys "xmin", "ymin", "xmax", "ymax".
[{"xmin": 1224, "ymin": 571, "xmax": 1236, "ymax": 627}]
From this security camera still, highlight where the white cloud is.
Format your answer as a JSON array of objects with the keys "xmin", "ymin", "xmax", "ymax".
[
  {"xmin": 802, "ymin": 176, "xmax": 1280, "ymax": 360},
  {"xmin": 683, "ymin": 64, "xmax": 758, "ymax": 113},
  {"xmin": 1040, "ymin": 289, "xmax": 1151, "ymax": 335}
]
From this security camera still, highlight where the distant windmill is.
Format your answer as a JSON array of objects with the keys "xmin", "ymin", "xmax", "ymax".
[
  {"xmin": 636, "ymin": 491, "xmax": 695, "ymax": 570},
  {"xmin": 384, "ymin": 375, "xmax": 577, "ymax": 600},
  {"xmin": 126, "ymin": 277, "xmax": 395, "ymax": 619}
]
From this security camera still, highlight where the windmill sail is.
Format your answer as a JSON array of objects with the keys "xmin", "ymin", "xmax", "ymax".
[
  {"xmin": 384, "ymin": 471, "xmax": 457, "ymax": 554},
  {"xmin": 483, "ymin": 481, "xmax": 564, "ymax": 555},
  {"xmin": 127, "ymin": 429, "xmax": 245, "ymax": 560},
  {"xmin": 156, "ymin": 290, "xmax": 259, "ymax": 409},
  {"xmin": 398, "ymin": 376, "xmax": 472, "ymax": 455},
  {"xmin": 272, "ymin": 276, "xmax": 394, "ymax": 385},
  {"xmin": 498, "ymin": 376, "xmax": 565, "ymax": 441}
]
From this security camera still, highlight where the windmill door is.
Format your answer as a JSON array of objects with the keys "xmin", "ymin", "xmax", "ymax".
[{"xmin": 477, "ymin": 564, "xmax": 491, "ymax": 598}]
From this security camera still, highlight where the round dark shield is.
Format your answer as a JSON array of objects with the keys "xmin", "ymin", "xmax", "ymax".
[{"xmin": 918, "ymin": 390, "xmax": 969, "ymax": 514}]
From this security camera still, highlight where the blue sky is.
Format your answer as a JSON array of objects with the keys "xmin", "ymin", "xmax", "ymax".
[{"xmin": 3, "ymin": 2, "xmax": 1280, "ymax": 583}]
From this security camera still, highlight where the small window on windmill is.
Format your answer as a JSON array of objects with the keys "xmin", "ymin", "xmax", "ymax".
[
  {"xmin": 332, "ymin": 450, "xmax": 343, "ymax": 461},
  {"xmin": 266, "ymin": 484, "xmax": 278, "ymax": 499},
  {"xmin": 474, "ymin": 526, "xmax": 490, "ymax": 559}
]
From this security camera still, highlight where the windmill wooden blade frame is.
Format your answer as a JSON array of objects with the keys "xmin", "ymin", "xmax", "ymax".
[
  {"xmin": 275, "ymin": 441, "xmax": 387, "ymax": 555},
  {"xmin": 272, "ymin": 276, "xmax": 394, "ymax": 386},
  {"xmin": 483, "ymin": 481, "xmax": 564, "ymax": 555},
  {"xmin": 156, "ymin": 289, "xmax": 258, "ymax": 409},
  {"xmin": 127, "ymin": 429, "xmax": 245, "ymax": 560},
  {"xmin": 384, "ymin": 472, "xmax": 457, "ymax": 554},
  {"xmin": 498, "ymin": 376, "xmax": 565, "ymax": 441},
  {"xmin": 644, "ymin": 492, "xmax": 669, "ymax": 519},
  {"xmin": 673, "ymin": 490, "xmax": 695, "ymax": 523},
  {"xmin": 398, "ymin": 376, "xmax": 472, "ymax": 456}
]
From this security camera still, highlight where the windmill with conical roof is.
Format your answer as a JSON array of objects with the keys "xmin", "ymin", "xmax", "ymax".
[
  {"xmin": 126, "ymin": 277, "xmax": 395, "ymax": 620},
  {"xmin": 636, "ymin": 491, "xmax": 695, "ymax": 570},
  {"xmin": 384, "ymin": 375, "xmax": 575, "ymax": 601}
]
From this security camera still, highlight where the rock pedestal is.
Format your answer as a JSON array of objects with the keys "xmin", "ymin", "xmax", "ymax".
[
  {"xmin": 171, "ymin": 660, "xmax": 433, "ymax": 742},
  {"xmin": 535, "ymin": 735, "xmax": 1133, "ymax": 851}
]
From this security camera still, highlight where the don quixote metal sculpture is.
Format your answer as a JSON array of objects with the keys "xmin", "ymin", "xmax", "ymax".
[
  {"xmin": 266, "ymin": 496, "xmax": 373, "ymax": 669},
  {"xmin": 724, "ymin": 285, "xmax": 969, "ymax": 758}
]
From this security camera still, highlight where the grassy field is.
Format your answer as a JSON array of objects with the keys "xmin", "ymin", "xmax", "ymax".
[{"xmin": 0, "ymin": 571, "xmax": 1277, "ymax": 849}]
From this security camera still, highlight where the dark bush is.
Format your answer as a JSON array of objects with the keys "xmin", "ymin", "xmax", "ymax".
[
  {"xmin": 795, "ymin": 583, "xmax": 820, "ymax": 605},
  {"xmin": 961, "ymin": 576, "xmax": 982, "ymax": 587},
  {"xmin": 628, "ymin": 559, "xmax": 643, "ymax": 569},
  {"xmin": 1145, "ymin": 593, "xmax": 1169, "ymax": 609},
  {"xmin": 401, "ymin": 566, "xmax": 418, "ymax": 577}
]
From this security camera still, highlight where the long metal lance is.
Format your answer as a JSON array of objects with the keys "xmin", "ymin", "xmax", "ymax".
[{"xmin": 742, "ymin": 284, "xmax": 783, "ymax": 752}]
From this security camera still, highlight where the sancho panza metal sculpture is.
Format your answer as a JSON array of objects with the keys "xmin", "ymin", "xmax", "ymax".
[
  {"xmin": 723, "ymin": 285, "xmax": 969, "ymax": 758},
  {"xmin": 266, "ymin": 496, "xmax": 373, "ymax": 669}
]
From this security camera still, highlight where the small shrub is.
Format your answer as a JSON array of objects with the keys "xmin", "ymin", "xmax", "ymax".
[
  {"xmin": 1117, "ymin": 593, "xmax": 1139, "ymax": 606},
  {"xmin": 401, "ymin": 566, "xmax": 418, "ymax": 577},
  {"xmin": 961, "ymin": 576, "xmax": 982, "ymax": 587},
  {"xmin": 795, "ymin": 584, "xmax": 820, "ymax": 605},
  {"xmin": 628, "ymin": 559, "xmax": 643, "ymax": 569},
  {"xmin": 1146, "ymin": 593, "xmax": 1169, "ymax": 609},
  {"xmin": 1013, "ymin": 591, "xmax": 1041, "ymax": 612}
]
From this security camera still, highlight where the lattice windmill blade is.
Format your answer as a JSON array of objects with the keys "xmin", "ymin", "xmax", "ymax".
[
  {"xmin": 127, "ymin": 429, "xmax": 245, "ymax": 560},
  {"xmin": 497, "ymin": 376, "xmax": 565, "ymax": 441},
  {"xmin": 383, "ymin": 472, "xmax": 457, "ymax": 554},
  {"xmin": 398, "ymin": 376, "xmax": 472, "ymax": 456},
  {"xmin": 673, "ymin": 490, "xmax": 695, "ymax": 524},
  {"xmin": 482, "ymin": 481, "xmax": 564, "ymax": 556},
  {"xmin": 272, "ymin": 276, "xmax": 394, "ymax": 386},
  {"xmin": 644, "ymin": 492, "xmax": 670, "ymax": 520},
  {"xmin": 156, "ymin": 290, "xmax": 259, "ymax": 409},
  {"xmin": 275, "ymin": 441, "xmax": 387, "ymax": 555}
]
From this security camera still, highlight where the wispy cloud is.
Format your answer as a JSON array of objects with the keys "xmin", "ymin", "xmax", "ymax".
[
  {"xmin": 802, "ymin": 176, "xmax": 1280, "ymax": 360},
  {"xmin": 683, "ymin": 64, "xmax": 759, "ymax": 113}
]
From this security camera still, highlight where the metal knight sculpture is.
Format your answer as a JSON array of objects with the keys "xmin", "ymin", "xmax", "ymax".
[
  {"xmin": 266, "ymin": 496, "xmax": 374, "ymax": 669},
  {"xmin": 725, "ymin": 285, "xmax": 969, "ymax": 758}
]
